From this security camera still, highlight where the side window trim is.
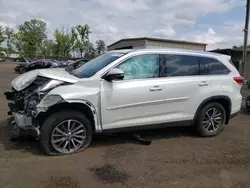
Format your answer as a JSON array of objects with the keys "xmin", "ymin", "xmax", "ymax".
[{"xmin": 198, "ymin": 57, "xmax": 203, "ymax": 75}]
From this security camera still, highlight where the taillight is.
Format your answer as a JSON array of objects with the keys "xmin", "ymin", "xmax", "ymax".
[{"xmin": 233, "ymin": 76, "xmax": 244, "ymax": 85}]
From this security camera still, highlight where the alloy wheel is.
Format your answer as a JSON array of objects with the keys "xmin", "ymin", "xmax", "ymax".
[
  {"xmin": 51, "ymin": 119, "xmax": 86, "ymax": 154},
  {"xmin": 202, "ymin": 108, "xmax": 222, "ymax": 132}
]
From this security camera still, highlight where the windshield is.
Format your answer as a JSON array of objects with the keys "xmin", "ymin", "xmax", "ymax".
[{"xmin": 72, "ymin": 52, "xmax": 124, "ymax": 78}]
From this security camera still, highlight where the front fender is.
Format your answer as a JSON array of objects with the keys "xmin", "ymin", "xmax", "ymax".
[
  {"xmin": 36, "ymin": 82, "xmax": 102, "ymax": 132},
  {"xmin": 47, "ymin": 81, "xmax": 100, "ymax": 108}
]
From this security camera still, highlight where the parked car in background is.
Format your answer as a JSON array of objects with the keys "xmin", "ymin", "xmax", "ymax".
[
  {"xmin": 65, "ymin": 59, "xmax": 88, "ymax": 71},
  {"xmin": 14, "ymin": 59, "xmax": 59, "ymax": 74},
  {"xmin": 5, "ymin": 48, "xmax": 242, "ymax": 155}
]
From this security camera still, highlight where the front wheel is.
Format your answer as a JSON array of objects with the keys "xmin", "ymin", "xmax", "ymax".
[
  {"xmin": 196, "ymin": 102, "xmax": 226, "ymax": 137},
  {"xmin": 40, "ymin": 110, "xmax": 93, "ymax": 155}
]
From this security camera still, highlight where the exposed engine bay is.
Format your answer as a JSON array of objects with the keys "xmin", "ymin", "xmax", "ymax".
[
  {"xmin": 5, "ymin": 76, "xmax": 67, "ymax": 139},
  {"xmin": 5, "ymin": 77, "xmax": 49, "ymax": 114}
]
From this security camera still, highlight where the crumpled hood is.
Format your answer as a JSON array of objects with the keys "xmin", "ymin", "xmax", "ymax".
[{"xmin": 12, "ymin": 68, "xmax": 79, "ymax": 91}]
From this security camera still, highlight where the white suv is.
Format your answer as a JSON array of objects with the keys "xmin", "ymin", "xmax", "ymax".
[{"xmin": 5, "ymin": 48, "xmax": 243, "ymax": 155}]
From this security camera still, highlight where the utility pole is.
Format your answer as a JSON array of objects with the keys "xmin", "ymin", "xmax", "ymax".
[{"xmin": 243, "ymin": 0, "xmax": 250, "ymax": 79}]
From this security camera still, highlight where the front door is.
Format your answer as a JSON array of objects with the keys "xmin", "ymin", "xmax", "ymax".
[{"xmin": 101, "ymin": 54, "xmax": 164, "ymax": 130}]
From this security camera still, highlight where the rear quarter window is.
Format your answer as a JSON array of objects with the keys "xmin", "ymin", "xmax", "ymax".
[{"xmin": 199, "ymin": 57, "xmax": 230, "ymax": 75}]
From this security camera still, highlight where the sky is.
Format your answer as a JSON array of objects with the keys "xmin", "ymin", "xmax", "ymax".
[{"xmin": 0, "ymin": 0, "xmax": 247, "ymax": 50}]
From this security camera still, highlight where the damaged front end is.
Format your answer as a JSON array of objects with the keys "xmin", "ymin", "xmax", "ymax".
[{"xmin": 5, "ymin": 76, "xmax": 65, "ymax": 139}]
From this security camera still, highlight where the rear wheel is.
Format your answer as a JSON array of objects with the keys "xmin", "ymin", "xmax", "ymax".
[
  {"xmin": 245, "ymin": 97, "xmax": 250, "ymax": 109},
  {"xmin": 40, "ymin": 110, "xmax": 92, "ymax": 155},
  {"xmin": 196, "ymin": 102, "xmax": 226, "ymax": 137},
  {"xmin": 19, "ymin": 68, "xmax": 25, "ymax": 74}
]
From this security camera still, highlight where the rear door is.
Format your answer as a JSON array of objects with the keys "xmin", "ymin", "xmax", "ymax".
[{"xmin": 156, "ymin": 54, "xmax": 213, "ymax": 121}]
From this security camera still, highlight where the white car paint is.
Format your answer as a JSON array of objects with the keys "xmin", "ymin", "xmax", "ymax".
[
  {"xmin": 12, "ymin": 68, "xmax": 78, "ymax": 91},
  {"xmin": 12, "ymin": 48, "xmax": 242, "ymax": 132}
]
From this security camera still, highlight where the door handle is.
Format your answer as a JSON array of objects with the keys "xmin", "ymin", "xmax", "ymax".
[
  {"xmin": 198, "ymin": 81, "xmax": 209, "ymax": 86},
  {"xmin": 149, "ymin": 86, "xmax": 163, "ymax": 91}
]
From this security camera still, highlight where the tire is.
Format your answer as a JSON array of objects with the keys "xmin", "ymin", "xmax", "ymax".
[
  {"xmin": 19, "ymin": 68, "xmax": 25, "ymax": 74},
  {"xmin": 14, "ymin": 68, "xmax": 19, "ymax": 73},
  {"xmin": 40, "ymin": 110, "xmax": 93, "ymax": 156},
  {"xmin": 196, "ymin": 102, "xmax": 226, "ymax": 137},
  {"xmin": 245, "ymin": 97, "xmax": 250, "ymax": 109}
]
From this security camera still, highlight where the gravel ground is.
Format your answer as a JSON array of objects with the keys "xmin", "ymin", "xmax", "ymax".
[{"xmin": 0, "ymin": 63, "xmax": 250, "ymax": 188}]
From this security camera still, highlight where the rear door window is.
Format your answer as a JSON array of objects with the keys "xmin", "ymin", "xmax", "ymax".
[
  {"xmin": 160, "ymin": 54, "xmax": 199, "ymax": 77},
  {"xmin": 199, "ymin": 57, "xmax": 230, "ymax": 75}
]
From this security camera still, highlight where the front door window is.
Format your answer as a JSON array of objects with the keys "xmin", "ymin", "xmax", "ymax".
[{"xmin": 117, "ymin": 54, "xmax": 160, "ymax": 80}]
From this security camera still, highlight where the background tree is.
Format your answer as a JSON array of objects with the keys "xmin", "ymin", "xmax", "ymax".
[
  {"xmin": 4, "ymin": 26, "xmax": 14, "ymax": 57},
  {"xmin": 39, "ymin": 39, "xmax": 55, "ymax": 57},
  {"xmin": 14, "ymin": 19, "xmax": 47, "ymax": 57},
  {"xmin": 11, "ymin": 32, "xmax": 23, "ymax": 54},
  {"xmin": 84, "ymin": 42, "xmax": 96, "ymax": 59},
  {"xmin": 74, "ymin": 24, "xmax": 91, "ymax": 58},
  {"xmin": 0, "ymin": 26, "xmax": 5, "ymax": 56},
  {"xmin": 232, "ymin": 45, "xmax": 250, "ymax": 49},
  {"xmin": 95, "ymin": 40, "xmax": 106, "ymax": 55},
  {"xmin": 0, "ymin": 19, "xmax": 108, "ymax": 59},
  {"xmin": 53, "ymin": 26, "xmax": 76, "ymax": 58}
]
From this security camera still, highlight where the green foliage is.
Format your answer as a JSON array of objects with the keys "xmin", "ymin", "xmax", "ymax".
[
  {"xmin": 39, "ymin": 39, "xmax": 55, "ymax": 57},
  {"xmin": 0, "ymin": 26, "xmax": 5, "ymax": 44},
  {"xmin": 232, "ymin": 45, "xmax": 250, "ymax": 49},
  {"xmin": 0, "ymin": 19, "xmax": 107, "ymax": 59},
  {"xmin": 14, "ymin": 19, "xmax": 47, "ymax": 57},
  {"xmin": 84, "ymin": 42, "xmax": 96, "ymax": 59},
  {"xmin": 74, "ymin": 24, "xmax": 91, "ymax": 57},
  {"xmin": 53, "ymin": 27, "xmax": 77, "ymax": 58},
  {"xmin": 95, "ymin": 40, "xmax": 106, "ymax": 55},
  {"xmin": 11, "ymin": 32, "xmax": 23, "ymax": 53},
  {"xmin": 4, "ymin": 26, "xmax": 14, "ymax": 57},
  {"xmin": 0, "ymin": 26, "xmax": 5, "ymax": 54}
]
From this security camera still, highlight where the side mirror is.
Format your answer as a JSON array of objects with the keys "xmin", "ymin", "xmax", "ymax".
[{"xmin": 103, "ymin": 68, "xmax": 124, "ymax": 81}]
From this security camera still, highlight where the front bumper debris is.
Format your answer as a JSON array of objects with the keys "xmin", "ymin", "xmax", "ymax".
[
  {"xmin": 5, "ymin": 89, "xmax": 41, "ymax": 139},
  {"xmin": 5, "ymin": 77, "xmax": 59, "ymax": 139},
  {"xmin": 8, "ymin": 114, "xmax": 40, "ymax": 139},
  {"xmin": 12, "ymin": 113, "xmax": 33, "ymax": 128}
]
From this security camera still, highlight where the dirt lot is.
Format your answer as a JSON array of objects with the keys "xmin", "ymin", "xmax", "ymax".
[{"xmin": 0, "ymin": 63, "xmax": 250, "ymax": 188}]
